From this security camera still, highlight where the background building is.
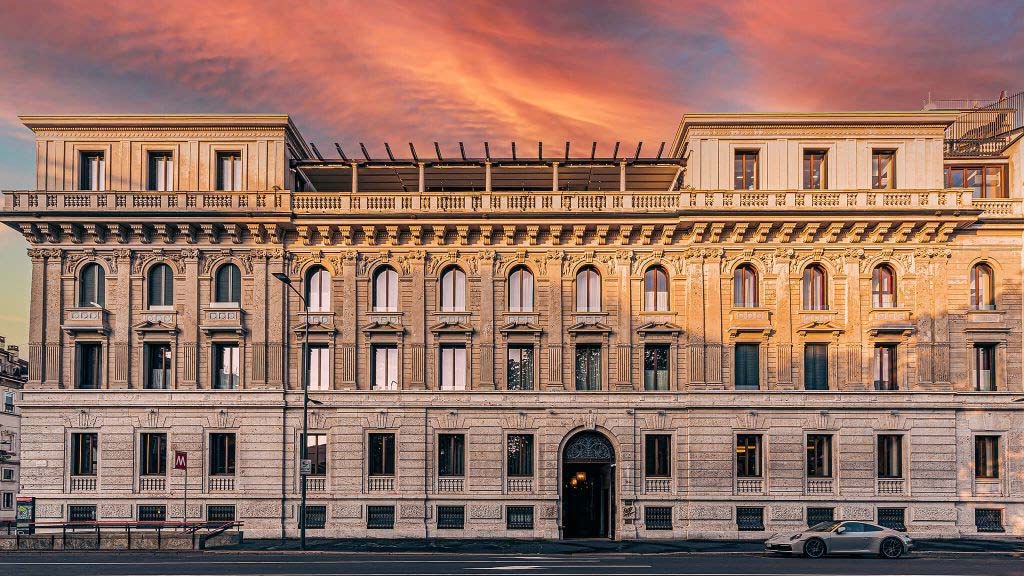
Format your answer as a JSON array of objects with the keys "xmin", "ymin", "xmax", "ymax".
[
  {"xmin": 1, "ymin": 97, "xmax": 1022, "ymax": 538},
  {"xmin": 0, "ymin": 336, "xmax": 28, "ymax": 522}
]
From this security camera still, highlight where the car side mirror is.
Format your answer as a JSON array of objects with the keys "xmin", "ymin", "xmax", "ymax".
[{"xmin": 836, "ymin": 526, "xmax": 846, "ymax": 534}]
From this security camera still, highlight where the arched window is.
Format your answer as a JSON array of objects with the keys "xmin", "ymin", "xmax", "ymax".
[
  {"xmin": 733, "ymin": 264, "xmax": 759, "ymax": 308},
  {"xmin": 305, "ymin": 266, "xmax": 331, "ymax": 312},
  {"xmin": 78, "ymin": 263, "xmax": 105, "ymax": 307},
  {"xmin": 871, "ymin": 264, "xmax": 896, "ymax": 308},
  {"xmin": 147, "ymin": 263, "xmax": 174, "ymax": 308},
  {"xmin": 576, "ymin": 267, "xmax": 601, "ymax": 312},
  {"xmin": 440, "ymin": 266, "xmax": 467, "ymax": 312},
  {"xmin": 644, "ymin": 266, "xmax": 669, "ymax": 311},
  {"xmin": 373, "ymin": 266, "xmax": 399, "ymax": 312},
  {"xmin": 214, "ymin": 263, "xmax": 241, "ymax": 304},
  {"xmin": 508, "ymin": 266, "xmax": 534, "ymax": 312},
  {"xmin": 802, "ymin": 264, "xmax": 828, "ymax": 310},
  {"xmin": 970, "ymin": 263, "xmax": 995, "ymax": 310}
]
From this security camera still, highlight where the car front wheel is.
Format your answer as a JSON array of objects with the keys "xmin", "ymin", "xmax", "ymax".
[
  {"xmin": 879, "ymin": 537, "xmax": 904, "ymax": 559},
  {"xmin": 803, "ymin": 537, "xmax": 826, "ymax": 558}
]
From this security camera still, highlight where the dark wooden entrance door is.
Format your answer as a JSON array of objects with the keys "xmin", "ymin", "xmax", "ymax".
[
  {"xmin": 561, "ymin": 431, "xmax": 615, "ymax": 539},
  {"xmin": 562, "ymin": 462, "xmax": 612, "ymax": 538}
]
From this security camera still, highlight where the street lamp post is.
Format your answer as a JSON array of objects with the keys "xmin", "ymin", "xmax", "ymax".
[{"xmin": 272, "ymin": 271, "xmax": 310, "ymax": 550}]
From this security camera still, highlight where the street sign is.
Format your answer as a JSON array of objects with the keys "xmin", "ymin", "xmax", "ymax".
[
  {"xmin": 300, "ymin": 459, "xmax": 312, "ymax": 476},
  {"xmin": 174, "ymin": 451, "xmax": 188, "ymax": 470}
]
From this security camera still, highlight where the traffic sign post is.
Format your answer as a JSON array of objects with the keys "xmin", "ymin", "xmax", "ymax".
[
  {"xmin": 300, "ymin": 459, "xmax": 312, "ymax": 476},
  {"xmin": 174, "ymin": 451, "xmax": 188, "ymax": 523}
]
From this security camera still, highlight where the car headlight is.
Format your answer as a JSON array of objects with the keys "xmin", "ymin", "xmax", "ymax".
[{"xmin": 790, "ymin": 533, "xmax": 802, "ymax": 541}]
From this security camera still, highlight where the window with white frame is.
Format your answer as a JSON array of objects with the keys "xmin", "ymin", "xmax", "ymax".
[
  {"xmin": 575, "ymin": 267, "xmax": 601, "ymax": 312},
  {"xmin": 80, "ymin": 151, "xmax": 105, "ymax": 191},
  {"xmin": 439, "ymin": 345, "xmax": 467, "ymax": 390},
  {"xmin": 373, "ymin": 267, "xmax": 399, "ymax": 312},
  {"xmin": 372, "ymin": 345, "xmax": 399, "ymax": 390},
  {"xmin": 305, "ymin": 266, "xmax": 331, "ymax": 312},
  {"xmin": 508, "ymin": 266, "xmax": 534, "ymax": 312},
  {"xmin": 440, "ymin": 266, "xmax": 467, "ymax": 312},
  {"xmin": 643, "ymin": 266, "xmax": 669, "ymax": 311},
  {"xmin": 216, "ymin": 151, "xmax": 242, "ymax": 191},
  {"xmin": 306, "ymin": 344, "xmax": 329, "ymax": 391},
  {"xmin": 147, "ymin": 151, "xmax": 174, "ymax": 191}
]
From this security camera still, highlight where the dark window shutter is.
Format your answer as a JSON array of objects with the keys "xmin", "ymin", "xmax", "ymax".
[{"xmin": 805, "ymin": 344, "xmax": 828, "ymax": 390}]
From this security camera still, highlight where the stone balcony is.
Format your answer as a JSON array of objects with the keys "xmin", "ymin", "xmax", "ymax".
[
  {"xmin": 506, "ymin": 477, "xmax": 534, "ymax": 493},
  {"xmin": 62, "ymin": 307, "xmax": 109, "ymax": 335},
  {"xmin": 805, "ymin": 478, "xmax": 834, "ymax": 495},
  {"xmin": 3, "ymin": 188, "xmax": 996, "ymax": 217},
  {"xmin": 644, "ymin": 478, "xmax": 672, "ymax": 494},
  {"xmin": 367, "ymin": 476, "xmax": 395, "ymax": 492},
  {"xmin": 200, "ymin": 307, "xmax": 245, "ymax": 335},
  {"xmin": 437, "ymin": 476, "xmax": 465, "ymax": 493},
  {"xmin": 69, "ymin": 475, "xmax": 97, "ymax": 492},
  {"xmin": 735, "ymin": 477, "xmax": 764, "ymax": 495},
  {"xmin": 877, "ymin": 478, "xmax": 905, "ymax": 495}
]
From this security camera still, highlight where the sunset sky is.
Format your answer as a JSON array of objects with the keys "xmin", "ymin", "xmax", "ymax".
[{"xmin": 0, "ymin": 0, "xmax": 1020, "ymax": 348}]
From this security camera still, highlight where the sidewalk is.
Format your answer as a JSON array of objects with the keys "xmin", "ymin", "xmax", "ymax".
[{"xmin": 225, "ymin": 537, "xmax": 1024, "ymax": 554}]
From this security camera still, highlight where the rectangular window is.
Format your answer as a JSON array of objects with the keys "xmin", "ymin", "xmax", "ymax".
[
  {"xmin": 144, "ymin": 343, "xmax": 172, "ymax": 390},
  {"xmin": 975, "ymin": 509, "xmax": 1004, "ymax": 533},
  {"xmin": 574, "ymin": 345, "xmax": 601, "ymax": 391},
  {"xmin": 68, "ymin": 505, "xmax": 97, "ymax": 522},
  {"xmin": 736, "ymin": 506, "xmax": 765, "ymax": 531},
  {"xmin": 806, "ymin": 434, "xmax": 833, "ymax": 478},
  {"xmin": 507, "ymin": 345, "xmax": 534, "ymax": 391},
  {"xmin": 206, "ymin": 505, "xmax": 236, "ymax": 522},
  {"xmin": 1, "ymin": 468, "xmax": 12, "ymax": 482},
  {"xmin": 147, "ymin": 151, "xmax": 174, "ymax": 191},
  {"xmin": 506, "ymin": 505, "xmax": 534, "ymax": 530},
  {"xmin": 216, "ymin": 151, "xmax": 243, "ymax": 191},
  {"xmin": 972, "ymin": 343, "xmax": 996, "ymax": 391},
  {"xmin": 803, "ymin": 150, "xmax": 827, "ymax": 189},
  {"xmin": 877, "ymin": 435, "xmax": 903, "ymax": 479},
  {"xmin": 437, "ymin": 505, "xmax": 465, "ymax": 529},
  {"xmin": 736, "ymin": 434, "xmax": 762, "ymax": 478},
  {"xmin": 437, "ymin": 433, "xmax": 465, "ymax": 477},
  {"xmin": 974, "ymin": 436, "xmax": 999, "ymax": 479},
  {"xmin": 871, "ymin": 150, "xmax": 896, "ymax": 189},
  {"xmin": 137, "ymin": 505, "xmax": 166, "ymax": 522},
  {"xmin": 372, "ymin": 345, "xmax": 399, "ymax": 390},
  {"xmin": 734, "ymin": 343, "xmax": 760, "ymax": 390},
  {"xmin": 644, "ymin": 506, "xmax": 673, "ymax": 530},
  {"xmin": 139, "ymin": 432, "xmax": 167, "ymax": 476},
  {"xmin": 807, "ymin": 507, "xmax": 834, "ymax": 528},
  {"xmin": 368, "ymin": 432, "xmax": 396, "ymax": 476},
  {"xmin": 439, "ymin": 345, "xmax": 467, "ymax": 391},
  {"xmin": 80, "ymin": 151, "xmax": 106, "ymax": 191},
  {"xmin": 734, "ymin": 150, "xmax": 758, "ymax": 190},
  {"xmin": 212, "ymin": 343, "xmax": 240, "ymax": 390},
  {"xmin": 71, "ymin": 432, "xmax": 99, "ymax": 476},
  {"xmin": 946, "ymin": 165, "xmax": 1006, "ymax": 198},
  {"xmin": 306, "ymin": 344, "xmax": 329, "ymax": 391},
  {"xmin": 1, "ymin": 492, "xmax": 11, "ymax": 510},
  {"xmin": 209, "ymin": 433, "xmax": 236, "ymax": 476},
  {"xmin": 366, "ymin": 505, "xmax": 395, "ymax": 529},
  {"xmin": 3, "ymin": 392, "xmax": 13, "ymax": 413},
  {"xmin": 506, "ymin": 434, "xmax": 534, "ymax": 477},
  {"xmin": 301, "ymin": 505, "xmax": 326, "ymax": 529},
  {"xmin": 643, "ymin": 344, "xmax": 670, "ymax": 391},
  {"xmin": 873, "ymin": 344, "xmax": 897, "ymax": 391},
  {"xmin": 803, "ymin": 343, "xmax": 829, "ymax": 390},
  {"xmin": 305, "ymin": 433, "xmax": 327, "ymax": 476},
  {"xmin": 645, "ymin": 434, "xmax": 671, "ymax": 478},
  {"xmin": 877, "ymin": 507, "xmax": 906, "ymax": 531},
  {"xmin": 75, "ymin": 342, "xmax": 103, "ymax": 390}
]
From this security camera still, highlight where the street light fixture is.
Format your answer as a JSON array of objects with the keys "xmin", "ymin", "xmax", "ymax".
[{"xmin": 273, "ymin": 270, "xmax": 310, "ymax": 550}]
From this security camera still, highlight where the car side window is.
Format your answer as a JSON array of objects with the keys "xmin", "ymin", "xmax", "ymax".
[
  {"xmin": 862, "ymin": 523, "xmax": 884, "ymax": 532},
  {"xmin": 841, "ymin": 522, "xmax": 863, "ymax": 533}
]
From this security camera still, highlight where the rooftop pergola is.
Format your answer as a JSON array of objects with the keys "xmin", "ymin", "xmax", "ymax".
[{"xmin": 290, "ymin": 141, "xmax": 685, "ymax": 193}]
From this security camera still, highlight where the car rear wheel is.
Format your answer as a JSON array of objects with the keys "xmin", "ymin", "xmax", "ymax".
[
  {"xmin": 879, "ymin": 537, "xmax": 904, "ymax": 559},
  {"xmin": 803, "ymin": 537, "xmax": 826, "ymax": 558}
]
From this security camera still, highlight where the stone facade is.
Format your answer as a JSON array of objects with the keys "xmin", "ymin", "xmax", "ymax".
[
  {"xmin": 2, "ymin": 111, "xmax": 1023, "ymax": 538},
  {"xmin": 0, "ymin": 337, "xmax": 27, "ymax": 522}
]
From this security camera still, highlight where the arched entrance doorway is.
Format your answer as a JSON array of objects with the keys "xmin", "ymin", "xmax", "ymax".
[{"xmin": 561, "ymin": 430, "xmax": 615, "ymax": 539}]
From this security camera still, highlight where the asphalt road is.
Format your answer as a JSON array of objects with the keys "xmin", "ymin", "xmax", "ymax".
[{"xmin": 1, "ymin": 551, "xmax": 1022, "ymax": 576}]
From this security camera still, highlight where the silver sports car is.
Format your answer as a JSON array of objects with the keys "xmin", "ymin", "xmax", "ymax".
[{"xmin": 765, "ymin": 520, "xmax": 913, "ymax": 558}]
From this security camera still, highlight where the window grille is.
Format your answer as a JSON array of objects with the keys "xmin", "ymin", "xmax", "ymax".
[
  {"xmin": 367, "ymin": 505, "xmax": 395, "ymax": 529},
  {"xmin": 975, "ymin": 509, "xmax": 1004, "ymax": 533},
  {"xmin": 68, "ymin": 505, "xmax": 96, "ymax": 522},
  {"xmin": 877, "ymin": 507, "xmax": 906, "ymax": 531},
  {"xmin": 301, "ymin": 505, "xmax": 326, "ymax": 529},
  {"xmin": 644, "ymin": 506, "xmax": 673, "ymax": 530},
  {"xmin": 806, "ymin": 507, "xmax": 834, "ymax": 527},
  {"xmin": 506, "ymin": 505, "xmax": 534, "ymax": 530},
  {"xmin": 736, "ymin": 506, "xmax": 764, "ymax": 531},
  {"xmin": 137, "ymin": 505, "xmax": 166, "ymax": 522},
  {"xmin": 437, "ymin": 505, "xmax": 465, "ymax": 529},
  {"xmin": 207, "ymin": 505, "xmax": 236, "ymax": 522}
]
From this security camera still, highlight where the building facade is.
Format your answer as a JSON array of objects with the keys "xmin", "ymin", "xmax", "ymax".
[
  {"xmin": 0, "ymin": 337, "xmax": 28, "ymax": 522},
  {"xmin": 2, "ymin": 105, "xmax": 1023, "ymax": 538}
]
